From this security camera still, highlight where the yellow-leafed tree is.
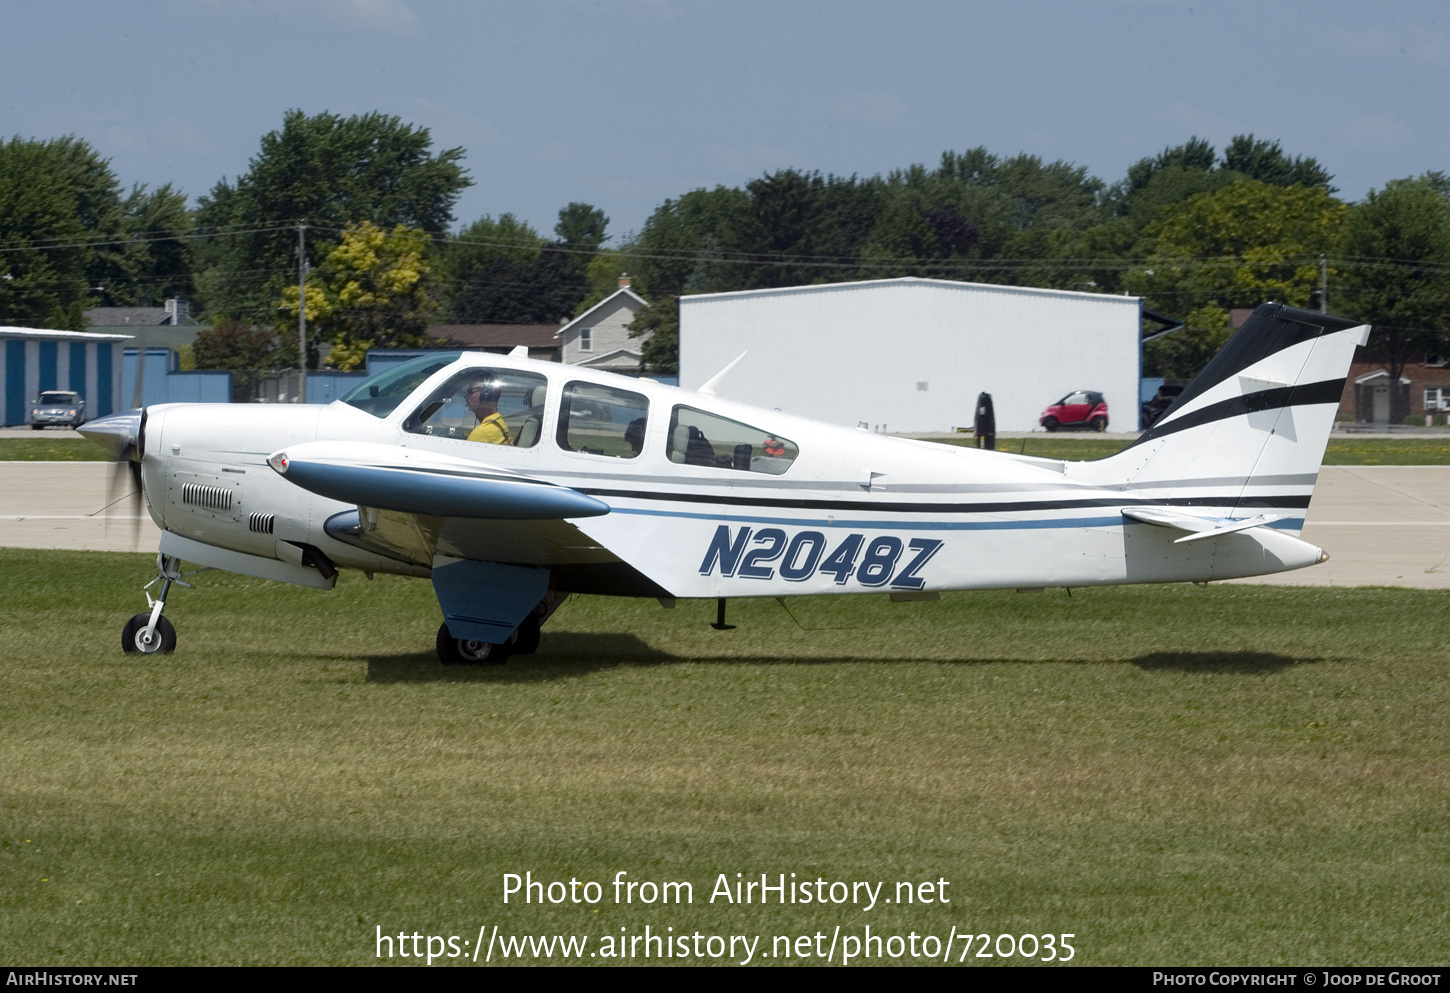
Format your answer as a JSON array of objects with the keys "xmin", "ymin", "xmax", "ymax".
[{"xmin": 278, "ymin": 221, "xmax": 441, "ymax": 371}]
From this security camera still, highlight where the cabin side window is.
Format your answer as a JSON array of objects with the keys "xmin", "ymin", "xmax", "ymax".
[
  {"xmin": 403, "ymin": 368, "xmax": 549, "ymax": 448},
  {"xmin": 555, "ymin": 381, "xmax": 648, "ymax": 459},
  {"xmin": 666, "ymin": 405, "xmax": 797, "ymax": 475}
]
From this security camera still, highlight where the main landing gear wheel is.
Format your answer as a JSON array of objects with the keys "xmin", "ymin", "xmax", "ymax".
[
  {"xmin": 513, "ymin": 615, "xmax": 541, "ymax": 655},
  {"xmin": 436, "ymin": 623, "xmax": 511, "ymax": 665},
  {"xmin": 122, "ymin": 613, "xmax": 176, "ymax": 654}
]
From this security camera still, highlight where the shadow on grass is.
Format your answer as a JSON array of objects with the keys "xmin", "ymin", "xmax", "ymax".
[
  {"xmin": 1132, "ymin": 651, "xmax": 1323, "ymax": 674},
  {"xmin": 365, "ymin": 632, "xmax": 678, "ymax": 683},
  {"xmin": 362, "ymin": 638, "xmax": 1334, "ymax": 683}
]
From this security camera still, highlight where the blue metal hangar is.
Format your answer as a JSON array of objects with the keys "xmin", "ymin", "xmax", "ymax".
[{"xmin": 1, "ymin": 327, "xmax": 132, "ymax": 426}]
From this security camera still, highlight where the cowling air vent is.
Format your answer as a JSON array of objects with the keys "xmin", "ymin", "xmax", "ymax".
[
  {"xmin": 182, "ymin": 482, "xmax": 233, "ymax": 512},
  {"xmin": 170, "ymin": 470, "xmax": 241, "ymax": 522},
  {"xmin": 248, "ymin": 512, "xmax": 275, "ymax": 534}
]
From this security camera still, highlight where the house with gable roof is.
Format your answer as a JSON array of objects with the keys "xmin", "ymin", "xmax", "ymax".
[{"xmin": 556, "ymin": 276, "xmax": 650, "ymax": 374}]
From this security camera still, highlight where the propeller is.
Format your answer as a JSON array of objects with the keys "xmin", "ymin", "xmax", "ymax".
[{"xmin": 78, "ymin": 408, "xmax": 146, "ymax": 546}]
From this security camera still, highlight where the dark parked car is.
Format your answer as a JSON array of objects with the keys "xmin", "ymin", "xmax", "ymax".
[
  {"xmin": 30, "ymin": 391, "xmax": 86, "ymax": 429},
  {"xmin": 1039, "ymin": 390, "xmax": 1108, "ymax": 432},
  {"xmin": 1140, "ymin": 380, "xmax": 1187, "ymax": 429}
]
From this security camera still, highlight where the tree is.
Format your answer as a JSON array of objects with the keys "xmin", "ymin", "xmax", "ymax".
[
  {"xmin": 449, "ymin": 244, "xmax": 586, "ymax": 324},
  {"xmin": 629, "ymin": 185, "xmax": 749, "ymax": 298},
  {"xmin": 110, "ymin": 183, "xmax": 195, "ymax": 306},
  {"xmin": 860, "ymin": 150, "xmax": 1101, "ymax": 287},
  {"xmin": 1131, "ymin": 180, "xmax": 1346, "ymax": 312},
  {"xmin": 626, "ymin": 296, "xmax": 678, "ymax": 375},
  {"xmin": 554, "ymin": 202, "xmax": 608, "ymax": 252},
  {"xmin": 195, "ymin": 110, "xmax": 470, "ymax": 320},
  {"xmin": 447, "ymin": 203, "xmax": 607, "ymax": 323},
  {"xmin": 714, "ymin": 170, "xmax": 884, "ymax": 290},
  {"xmin": 1337, "ymin": 176, "xmax": 1450, "ymax": 398},
  {"xmin": 277, "ymin": 221, "xmax": 441, "ymax": 371},
  {"xmin": 0, "ymin": 136, "xmax": 94, "ymax": 329},
  {"xmin": 439, "ymin": 213, "xmax": 543, "ymax": 310},
  {"xmin": 192, "ymin": 317, "xmax": 288, "ymax": 402},
  {"xmin": 1221, "ymin": 134, "xmax": 1334, "ymax": 190}
]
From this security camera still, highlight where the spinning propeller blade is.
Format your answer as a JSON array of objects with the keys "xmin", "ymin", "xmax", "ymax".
[{"xmin": 79, "ymin": 409, "xmax": 146, "ymax": 545}]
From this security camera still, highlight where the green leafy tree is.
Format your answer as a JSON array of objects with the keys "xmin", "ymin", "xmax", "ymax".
[
  {"xmin": 714, "ymin": 170, "xmax": 885, "ymax": 290},
  {"xmin": 1143, "ymin": 304, "xmax": 1237, "ymax": 380},
  {"xmin": 277, "ymin": 221, "xmax": 441, "ymax": 371},
  {"xmin": 1222, "ymin": 134, "xmax": 1335, "ymax": 190},
  {"xmin": 108, "ymin": 183, "xmax": 195, "ymax": 306},
  {"xmin": 627, "ymin": 295, "xmax": 678, "ymax": 375},
  {"xmin": 860, "ymin": 150, "xmax": 1102, "ymax": 288},
  {"xmin": 629, "ymin": 185, "xmax": 749, "ymax": 298},
  {"xmin": 1337, "ymin": 176, "xmax": 1450, "ymax": 393},
  {"xmin": 450, "ymin": 244, "xmax": 586, "ymax": 324},
  {"xmin": 195, "ymin": 110, "xmax": 470, "ymax": 320},
  {"xmin": 439, "ymin": 213, "xmax": 543, "ymax": 309},
  {"xmin": 192, "ymin": 316, "xmax": 288, "ymax": 401},
  {"xmin": 448, "ymin": 203, "xmax": 606, "ymax": 323},
  {"xmin": 554, "ymin": 202, "xmax": 609, "ymax": 252},
  {"xmin": 1131, "ymin": 180, "xmax": 1346, "ymax": 313},
  {"xmin": 0, "ymin": 136, "xmax": 94, "ymax": 329},
  {"xmin": 1129, "ymin": 179, "xmax": 1346, "ymax": 377}
]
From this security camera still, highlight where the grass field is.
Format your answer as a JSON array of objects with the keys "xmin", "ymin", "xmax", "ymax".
[
  {"xmin": 8, "ymin": 433, "xmax": 1450, "ymax": 465},
  {"xmin": 1, "ymin": 548, "xmax": 1447, "ymax": 966},
  {"xmin": 0, "ymin": 437, "xmax": 111, "ymax": 461}
]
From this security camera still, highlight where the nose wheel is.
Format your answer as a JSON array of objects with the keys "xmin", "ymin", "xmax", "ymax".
[
  {"xmin": 121, "ymin": 554, "xmax": 195, "ymax": 655},
  {"xmin": 122, "ymin": 613, "xmax": 176, "ymax": 654}
]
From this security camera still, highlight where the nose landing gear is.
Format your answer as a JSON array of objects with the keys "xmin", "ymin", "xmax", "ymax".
[{"xmin": 121, "ymin": 554, "xmax": 194, "ymax": 655}]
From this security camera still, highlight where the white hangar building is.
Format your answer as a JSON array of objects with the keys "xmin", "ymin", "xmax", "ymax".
[{"xmin": 678, "ymin": 278, "xmax": 1143, "ymax": 433}]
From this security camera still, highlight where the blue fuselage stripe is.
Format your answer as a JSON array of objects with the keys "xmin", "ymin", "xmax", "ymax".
[{"xmin": 607, "ymin": 505, "xmax": 1307, "ymax": 532}]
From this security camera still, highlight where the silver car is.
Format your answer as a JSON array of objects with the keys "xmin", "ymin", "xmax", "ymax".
[{"xmin": 31, "ymin": 391, "xmax": 86, "ymax": 429}]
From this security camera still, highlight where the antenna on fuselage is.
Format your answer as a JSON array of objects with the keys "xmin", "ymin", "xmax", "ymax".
[{"xmin": 698, "ymin": 352, "xmax": 747, "ymax": 398}]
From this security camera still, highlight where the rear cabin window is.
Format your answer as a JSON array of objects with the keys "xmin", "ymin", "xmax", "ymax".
[
  {"xmin": 404, "ymin": 369, "xmax": 549, "ymax": 448},
  {"xmin": 667, "ymin": 406, "xmax": 798, "ymax": 475},
  {"xmin": 556, "ymin": 381, "xmax": 648, "ymax": 459}
]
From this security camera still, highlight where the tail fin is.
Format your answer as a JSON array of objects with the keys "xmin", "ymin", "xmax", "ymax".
[{"xmin": 1068, "ymin": 303, "xmax": 1369, "ymax": 531}]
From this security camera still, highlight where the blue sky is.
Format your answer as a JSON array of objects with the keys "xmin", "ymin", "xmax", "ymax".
[{"xmin": 4, "ymin": 0, "xmax": 1446, "ymax": 241}]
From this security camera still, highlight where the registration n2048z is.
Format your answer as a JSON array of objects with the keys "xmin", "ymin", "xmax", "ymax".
[{"xmin": 699, "ymin": 525, "xmax": 943, "ymax": 588}]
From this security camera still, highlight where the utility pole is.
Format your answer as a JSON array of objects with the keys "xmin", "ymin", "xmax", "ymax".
[
  {"xmin": 1320, "ymin": 253, "xmax": 1328, "ymax": 314},
  {"xmin": 297, "ymin": 221, "xmax": 308, "ymax": 404}
]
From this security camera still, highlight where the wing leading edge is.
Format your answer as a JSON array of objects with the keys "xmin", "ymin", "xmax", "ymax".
[{"xmin": 267, "ymin": 441, "xmax": 610, "ymax": 520}]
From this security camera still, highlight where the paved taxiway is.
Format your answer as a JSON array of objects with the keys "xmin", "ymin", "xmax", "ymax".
[{"xmin": 1, "ymin": 462, "xmax": 1446, "ymax": 588}]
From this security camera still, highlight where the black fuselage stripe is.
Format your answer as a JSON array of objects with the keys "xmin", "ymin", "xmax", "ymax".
[
  {"xmin": 576, "ymin": 489, "xmax": 1311, "ymax": 513},
  {"xmin": 1132, "ymin": 377, "xmax": 1346, "ymax": 447}
]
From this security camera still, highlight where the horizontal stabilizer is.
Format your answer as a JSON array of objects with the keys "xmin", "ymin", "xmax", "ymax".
[
  {"xmin": 1122, "ymin": 506, "xmax": 1288, "ymax": 543},
  {"xmin": 268, "ymin": 442, "xmax": 610, "ymax": 520}
]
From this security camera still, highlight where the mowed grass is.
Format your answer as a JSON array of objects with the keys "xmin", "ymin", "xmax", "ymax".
[
  {"xmin": 1, "ymin": 548, "xmax": 1447, "ymax": 966},
  {"xmin": 934, "ymin": 435, "xmax": 1450, "ymax": 465},
  {"xmin": 0, "ymin": 437, "xmax": 110, "ymax": 461}
]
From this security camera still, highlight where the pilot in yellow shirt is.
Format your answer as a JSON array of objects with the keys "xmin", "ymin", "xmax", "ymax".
[{"xmin": 468, "ymin": 411, "xmax": 512, "ymax": 445}]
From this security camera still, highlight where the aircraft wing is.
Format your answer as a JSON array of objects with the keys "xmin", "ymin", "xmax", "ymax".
[
  {"xmin": 1121, "ymin": 506, "xmax": 1290, "ymax": 544},
  {"xmin": 267, "ymin": 441, "xmax": 609, "ymax": 519},
  {"xmin": 266, "ymin": 442, "xmax": 671, "ymax": 596}
]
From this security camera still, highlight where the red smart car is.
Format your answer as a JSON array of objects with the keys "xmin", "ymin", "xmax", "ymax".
[{"xmin": 1039, "ymin": 390, "xmax": 1108, "ymax": 432}]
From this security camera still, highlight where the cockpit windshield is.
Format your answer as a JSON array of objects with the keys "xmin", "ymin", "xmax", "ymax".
[{"xmin": 340, "ymin": 352, "xmax": 461, "ymax": 418}]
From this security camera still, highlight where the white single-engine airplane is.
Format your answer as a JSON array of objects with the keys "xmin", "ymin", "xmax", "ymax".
[{"xmin": 81, "ymin": 302, "xmax": 1368, "ymax": 663}]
